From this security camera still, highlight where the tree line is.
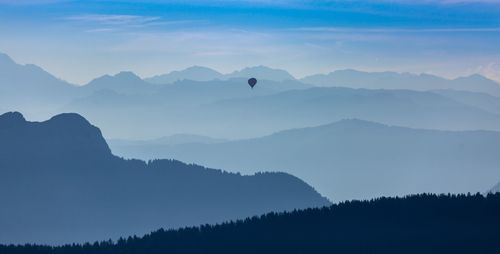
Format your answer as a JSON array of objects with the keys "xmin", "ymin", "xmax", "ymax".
[{"xmin": 2, "ymin": 193, "xmax": 500, "ymax": 254}]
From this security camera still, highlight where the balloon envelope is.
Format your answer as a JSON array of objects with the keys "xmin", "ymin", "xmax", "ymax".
[{"xmin": 248, "ymin": 78, "xmax": 257, "ymax": 88}]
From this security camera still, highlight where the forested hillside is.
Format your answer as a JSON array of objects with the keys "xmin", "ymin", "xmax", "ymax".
[{"xmin": 2, "ymin": 193, "xmax": 499, "ymax": 254}]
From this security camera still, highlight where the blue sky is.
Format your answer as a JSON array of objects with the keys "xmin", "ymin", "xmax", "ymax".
[{"xmin": 1, "ymin": 0, "xmax": 500, "ymax": 84}]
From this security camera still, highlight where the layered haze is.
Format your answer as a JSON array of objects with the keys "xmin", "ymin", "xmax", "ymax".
[
  {"xmin": 2, "ymin": 53, "xmax": 500, "ymax": 203},
  {"xmin": 2, "ymin": 0, "xmax": 500, "ymax": 249}
]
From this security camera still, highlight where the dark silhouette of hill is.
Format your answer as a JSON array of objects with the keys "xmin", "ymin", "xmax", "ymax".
[
  {"xmin": 2, "ymin": 193, "xmax": 500, "ymax": 254},
  {"xmin": 145, "ymin": 66, "xmax": 224, "ymax": 84},
  {"xmin": 0, "ymin": 112, "xmax": 330, "ymax": 245},
  {"xmin": 301, "ymin": 69, "xmax": 500, "ymax": 96},
  {"xmin": 109, "ymin": 119, "xmax": 500, "ymax": 201}
]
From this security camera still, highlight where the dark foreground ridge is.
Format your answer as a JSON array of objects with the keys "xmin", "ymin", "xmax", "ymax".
[
  {"xmin": 2, "ymin": 193, "xmax": 500, "ymax": 254},
  {"xmin": 0, "ymin": 112, "xmax": 330, "ymax": 244}
]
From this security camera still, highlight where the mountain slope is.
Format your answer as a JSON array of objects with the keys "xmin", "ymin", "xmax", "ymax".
[
  {"xmin": 193, "ymin": 87, "xmax": 500, "ymax": 138},
  {"xmin": 0, "ymin": 53, "xmax": 74, "ymax": 92},
  {"xmin": 81, "ymin": 71, "xmax": 157, "ymax": 95},
  {"xmin": 64, "ymin": 78, "xmax": 311, "ymax": 139},
  {"xmin": 432, "ymin": 89, "xmax": 500, "ymax": 115},
  {"xmin": 65, "ymin": 86, "xmax": 500, "ymax": 140},
  {"xmin": 3, "ymin": 194, "xmax": 500, "ymax": 254},
  {"xmin": 0, "ymin": 53, "xmax": 77, "ymax": 117},
  {"xmin": 110, "ymin": 119, "xmax": 500, "ymax": 201},
  {"xmin": 145, "ymin": 65, "xmax": 295, "ymax": 84},
  {"xmin": 0, "ymin": 112, "xmax": 330, "ymax": 244},
  {"xmin": 301, "ymin": 69, "xmax": 500, "ymax": 96}
]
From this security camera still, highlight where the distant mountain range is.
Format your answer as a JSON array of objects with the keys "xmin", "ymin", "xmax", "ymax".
[
  {"xmin": 301, "ymin": 69, "xmax": 500, "ymax": 97},
  {"xmin": 145, "ymin": 66, "xmax": 224, "ymax": 84},
  {"xmin": 431, "ymin": 89, "xmax": 500, "ymax": 115},
  {"xmin": 189, "ymin": 87, "xmax": 500, "ymax": 138},
  {"xmin": 145, "ymin": 65, "xmax": 295, "ymax": 84},
  {"xmin": 3, "ymin": 193, "xmax": 500, "ymax": 254},
  {"xmin": 225, "ymin": 66, "xmax": 296, "ymax": 82},
  {"xmin": 109, "ymin": 119, "xmax": 500, "ymax": 201},
  {"xmin": 0, "ymin": 53, "xmax": 313, "ymax": 122},
  {"xmin": 2, "ymin": 48, "xmax": 500, "ymax": 179},
  {"xmin": 83, "ymin": 71, "xmax": 158, "ymax": 95},
  {"xmin": 0, "ymin": 112, "xmax": 329, "ymax": 244},
  {"xmin": 2, "ymin": 52, "xmax": 500, "ymax": 139},
  {"xmin": 0, "ymin": 53, "xmax": 75, "ymax": 92},
  {"xmin": 146, "ymin": 65, "xmax": 500, "ymax": 98},
  {"xmin": 0, "ymin": 53, "xmax": 77, "ymax": 117}
]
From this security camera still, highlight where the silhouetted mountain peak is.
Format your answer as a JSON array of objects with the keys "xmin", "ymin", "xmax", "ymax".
[
  {"xmin": 0, "ymin": 113, "xmax": 330, "ymax": 244},
  {"xmin": 145, "ymin": 66, "xmax": 223, "ymax": 84},
  {"xmin": 331, "ymin": 69, "xmax": 363, "ymax": 75},
  {"xmin": 185, "ymin": 65, "xmax": 220, "ymax": 72},
  {"xmin": 0, "ymin": 111, "xmax": 26, "ymax": 128},
  {"xmin": 227, "ymin": 66, "xmax": 296, "ymax": 81},
  {"xmin": 82, "ymin": 71, "xmax": 153, "ymax": 95},
  {"xmin": 172, "ymin": 66, "xmax": 223, "ymax": 80},
  {"xmin": 244, "ymin": 65, "xmax": 294, "ymax": 76},
  {"xmin": 0, "ymin": 53, "xmax": 54, "ymax": 76},
  {"xmin": 0, "ymin": 112, "xmax": 112, "ymax": 159},
  {"xmin": 90, "ymin": 71, "xmax": 142, "ymax": 84},
  {"xmin": 48, "ymin": 112, "xmax": 93, "ymax": 127},
  {"xmin": 333, "ymin": 118, "xmax": 384, "ymax": 128},
  {"xmin": 114, "ymin": 71, "xmax": 142, "ymax": 81}
]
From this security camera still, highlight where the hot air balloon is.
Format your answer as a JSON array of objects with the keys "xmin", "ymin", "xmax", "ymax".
[{"xmin": 248, "ymin": 78, "xmax": 257, "ymax": 89}]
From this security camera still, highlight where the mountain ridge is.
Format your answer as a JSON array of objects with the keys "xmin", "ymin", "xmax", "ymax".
[
  {"xmin": 146, "ymin": 65, "xmax": 296, "ymax": 84},
  {"xmin": 301, "ymin": 69, "xmax": 500, "ymax": 96},
  {"xmin": 82, "ymin": 71, "xmax": 157, "ymax": 95},
  {"xmin": 0, "ymin": 111, "xmax": 330, "ymax": 244},
  {"xmin": 145, "ymin": 66, "xmax": 224, "ymax": 84},
  {"xmin": 109, "ymin": 118, "xmax": 500, "ymax": 201}
]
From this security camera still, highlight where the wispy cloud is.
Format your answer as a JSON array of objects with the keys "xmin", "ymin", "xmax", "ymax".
[
  {"xmin": 85, "ymin": 28, "xmax": 117, "ymax": 33},
  {"xmin": 0, "ymin": 0, "xmax": 67, "ymax": 5},
  {"xmin": 65, "ymin": 14, "xmax": 161, "ymax": 26},
  {"xmin": 292, "ymin": 27, "xmax": 500, "ymax": 33},
  {"xmin": 63, "ymin": 14, "xmax": 207, "ymax": 33},
  {"xmin": 108, "ymin": 29, "xmax": 278, "ymax": 55}
]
